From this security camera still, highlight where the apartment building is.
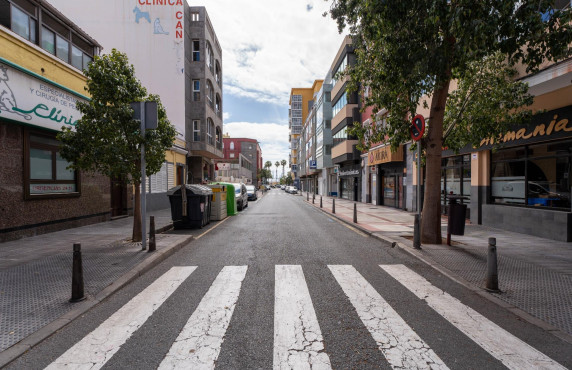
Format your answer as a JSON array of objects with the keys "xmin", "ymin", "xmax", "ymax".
[
  {"xmin": 0, "ymin": 0, "xmax": 109, "ymax": 241},
  {"xmin": 289, "ymin": 87, "xmax": 316, "ymax": 189},
  {"xmin": 329, "ymin": 36, "xmax": 362, "ymax": 201}
]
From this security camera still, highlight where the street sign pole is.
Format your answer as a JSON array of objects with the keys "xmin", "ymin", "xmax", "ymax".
[
  {"xmin": 417, "ymin": 143, "xmax": 421, "ymax": 216},
  {"xmin": 140, "ymin": 103, "xmax": 147, "ymax": 251}
]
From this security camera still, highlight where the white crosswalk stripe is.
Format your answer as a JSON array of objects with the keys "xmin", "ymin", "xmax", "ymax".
[
  {"xmin": 45, "ymin": 266, "xmax": 196, "ymax": 370},
  {"xmin": 159, "ymin": 265, "xmax": 248, "ymax": 369},
  {"xmin": 380, "ymin": 264, "xmax": 567, "ymax": 370},
  {"xmin": 329, "ymin": 265, "xmax": 448, "ymax": 369},
  {"xmin": 274, "ymin": 265, "xmax": 332, "ymax": 370}
]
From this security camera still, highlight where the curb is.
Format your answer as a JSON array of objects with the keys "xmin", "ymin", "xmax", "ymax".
[
  {"xmin": 303, "ymin": 197, "xmax": 572, "ymax": 345},
  {"xmin": 0, "ymin": 231, "xmax": 192, "ymax": 368}
]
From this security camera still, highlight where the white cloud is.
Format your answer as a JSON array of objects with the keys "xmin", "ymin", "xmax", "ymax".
[
  {"xmin": 223, "ymin": 121, "xmax": 290, "ymax": 171},
  {"xmin": 189, "ymin": 0, "xmax": 346, "ymax": 106},
  {"xmin": 223, "ymin": 112, "xmax": 231, "ymax": 120}
]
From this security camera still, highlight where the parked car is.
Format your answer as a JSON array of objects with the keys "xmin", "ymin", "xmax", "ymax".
[
  {"xmin": 232, "ymin": 183, "xmax": 248, "ymax": 210},
  {"xmin": 286, "ymin": 186, "xmax": 298, "ymax": 194},
  {"xmin": 246, "ymin": 185, "xmax": 257, "ymax": 201}
]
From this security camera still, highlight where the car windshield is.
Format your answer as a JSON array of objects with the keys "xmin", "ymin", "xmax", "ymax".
[
  {"xmin": 246, "ymin": 186, "xmax": 255, "ymax": 192},
  {"xmin": 232, "ymin": 185, "xmax": 241, "ymax": 194}
]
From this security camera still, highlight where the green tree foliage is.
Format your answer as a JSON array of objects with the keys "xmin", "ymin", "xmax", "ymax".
[
  {"xmin": 280, "ymin": 159, "xmax": 287, "ymax": 177},
  {"xmin": 327, "ymin": 0, "xmax": 572, "ymax": 243},
  {"xmin": 57, "ymin": 49, "xmax": 176, "ymax": 241}
]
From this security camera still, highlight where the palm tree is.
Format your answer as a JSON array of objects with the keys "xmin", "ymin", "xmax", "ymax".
[
  {"xmin": 264, "ymin": 161, "xmax": 272, "ymax": 184},
  {"xmin": 281, "ymin": 159, "xmax": 287, "ymax": 177},
  {"xmin": 275, "ymin": 161, "xmax": 280, "ymax": 182}
]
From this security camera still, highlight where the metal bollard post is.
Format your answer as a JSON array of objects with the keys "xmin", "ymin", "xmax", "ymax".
[
  {"xmin": 320, "ymin": 196, "xmax": 323, "ymax": 208},
  {"xmin": 413, "ymin": 214, "xmax": 421, "ymax": 249},
  {"xmin": 312, "ymin": 193, "xmax": 315, "ymax": 204},
  {"xmin": 332, "ymin": 198, "xmax": 335, "ymax": 214},
  {"xmin": 353, "ymin": 203, "xmax": 357, "ymax": 223},
  {"xmin": 307, "ymin": 192, "xmax": 309, "ymax": 201},
  {"xmin": 485, "ymin": 237, "xmax": 500, "ymax": 292},
  {"xmin": 148, "ymin": 216, "xmax": 156, "ymax": 252},
  {"xmin": 70, "ymin": 243, "xmax": 86, "ymax": 302}
]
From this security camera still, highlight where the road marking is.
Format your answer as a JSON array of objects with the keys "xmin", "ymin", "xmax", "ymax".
[
  {"xmin": 45, "ymin": 266, "xmax": 196, "ymax": 370},
  {"xmin": 274, "ymin": 265, "xmax": 332, "ymax": 370},
  {"xmin": 195, "ymin": 216, "xmax": 230, "ymax": 239},
  {"xmin": 159, "ymin": 266, "xmax": 248, "ymax": 369},
  {"xmin": 380, "ymin": 264, "xmax": 567, "ymax": 370},
  {"xmin": 328, "ymin": 265, "xmax": 448, "ymax": 369}
]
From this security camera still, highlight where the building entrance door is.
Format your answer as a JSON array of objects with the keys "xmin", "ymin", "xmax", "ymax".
[{"xmin": 110, "ymin": 178, "xmax": 127, "ymax": 217}]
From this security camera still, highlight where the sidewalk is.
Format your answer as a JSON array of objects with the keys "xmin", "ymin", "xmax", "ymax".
[
  {"xmin": 0, "ymin": 208, "xmax": 194, "ymax": 366},
  {"xmin": 301, "ymin": 192, "xmax": 572, "ymax": 343}
]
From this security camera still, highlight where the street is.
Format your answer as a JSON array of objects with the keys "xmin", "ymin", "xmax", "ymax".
[{"xmin": 7, "ymin": 190, "xmax": 572, "ymax": 369}]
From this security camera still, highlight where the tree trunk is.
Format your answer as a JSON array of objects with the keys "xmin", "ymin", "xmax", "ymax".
[
  {"xmin": 421, "ymin": 79, "xmax": 451, "ymax": 244},
  {"xmin": 132, "ymin": 182, "xmax": 142, "ymax": 242}
]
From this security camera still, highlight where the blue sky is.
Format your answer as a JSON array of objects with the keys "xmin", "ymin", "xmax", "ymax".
[{"xmin": 190, "ymin": 0, "xmax": 346, "ymax": 178}]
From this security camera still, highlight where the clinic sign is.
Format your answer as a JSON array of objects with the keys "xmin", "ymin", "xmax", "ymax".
[
  {"xmin": 0, "ymin": 62, "xmax": 85, "ymax": 131},
  {"xmin": 135, "ymin": 0, "xmax": 184, "ymax": 39}
]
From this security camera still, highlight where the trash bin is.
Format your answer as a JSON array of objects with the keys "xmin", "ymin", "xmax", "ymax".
[
  {"xmin": 206, "ymin": 184, "xmax": 228, "ymax": 221},
  {"xmin": 210, "ymin": 182, "xmax": 237, "ymax": 216},
  {"xmin": 167, "ymin": 185, "xmax": 213, "ymax": 229},
  {"xmin": 447, "ymin": 196, "xmax": 467, "ymax": 236}
]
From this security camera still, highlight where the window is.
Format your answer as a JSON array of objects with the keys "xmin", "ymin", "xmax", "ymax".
[
  {"xmin": 230, "ymin": 153, "xmax": 235, "ymax": 158},
  {"xmin": 441, "ymin": 155, "xmax": 471, "ymax": 216},
  {"xmin": 10, "ymin": 4, "xmax": 36, "ymax": 43},
  {"xmin": 193, "ymin": 120, "xmax": 200, "ymax": 141},
  {"xmin": 56, "ymin": 34, "xmax": 69, "ymax": 62},
  {"xmin": 215, "ymin": 61, "xmax": 221, "ymax": 86},
  {"xmin": 206, "ymin": 80, "xmax": 214, "ymax": 108},
  {"xmin": 230, "ymin": 141, "xmax": 234, "ymax": 150},
  {"xmin": 206, "ymin": 42, "xmax": 214, "ymax": 73},
  {"xmin": 333, "ymin": 128, "xmax": 347, "ymax": 146},
  {"xmin": 25, "ymin": 131, "xmax": 79, "ymax": 198},
  {"xmin": 41, "ymin": 26, "xmax": 55, "ymax": 54},
  {"xmin": 193, "ymin": 80, "xmax": 200, "ymax": 101},
  {"xmin": 216, "ymin": 94, "xmax": 221, "ymax": 117},
  {"xmin": 332, "ymin": 92, "xmax": 347, "ymax": 117},
  {"xmin": 331, "ymin": 55, "xmax": 348, "ymax": 85},
  {"xmin": 191, "ymin": 12, "xmax": 199, "ymax": 21},
  {"xmin": 192, "ymin": 40, "xmax": 200, "ymax": 61},
  {"xmin": 491, "ymin": 142, "xmax": 571, "ymax": 209},
  {"xmin": 207, "ymin": 118, "xmax": 214, "ymax": 145}
]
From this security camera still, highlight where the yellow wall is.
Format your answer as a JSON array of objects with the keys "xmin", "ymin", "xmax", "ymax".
[{"xmin": 0, "ymin": 28, "xmax": 88, "ymax": 96}]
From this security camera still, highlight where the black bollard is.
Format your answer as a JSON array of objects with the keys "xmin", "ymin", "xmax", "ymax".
[
  {"xmin": 307, "ymin": 191, "xmax": 309, "ymax": 201},
  {"xmin": 332, "ymin": 198, "xmax": 336, "ymax": 214},
  {"xmin": 485, "ymin": 237, "xmax": 500, "ymax": 292},
  {"xmin": 320, "ymin": 196, "xmax": 323, "ymax": 208},
  {"xmin": 312, "ymin": 193, "xmax": 315, "ymax": 204},
  {"xmin": 70, "ymin": 243, "xmax": 86, "ymax": 302},
  {"xmin": 413, "ymin": 214, "xmax": 421, "ymax": 249},
  {"xmin": 148, "ymin": 216, "xmax": 156, "ymax": 252},
  {"xmin": 353, "ymin": 203, "xmax": 357, "ymax": 223}
]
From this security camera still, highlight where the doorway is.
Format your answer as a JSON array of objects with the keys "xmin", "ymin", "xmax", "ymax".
[{"xmin": 110, "ymin": 177, "xmax": 127, "ymax": 217}]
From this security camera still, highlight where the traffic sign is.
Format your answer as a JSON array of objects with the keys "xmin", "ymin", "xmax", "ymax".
[{"xmin": 410, "ymin": 114, "xmax": 425, "ymax": 141}]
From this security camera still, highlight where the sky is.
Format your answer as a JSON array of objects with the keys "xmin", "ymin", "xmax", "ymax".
[{"xmin": 188, "ymin": 0, "xmax": 347, "ymax": 178}]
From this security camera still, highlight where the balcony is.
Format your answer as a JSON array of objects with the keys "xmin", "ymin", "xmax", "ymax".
[
  {"xmin": 332, "ymin": 104, "xmax": 358, "ymax": 132},
  {"xmin": 331, "ymin": 74, "xmax": 350, "ymax": 100},
  {"xmin": 332, "ymin": 140, "xmax": 358, "ymax": 161}
]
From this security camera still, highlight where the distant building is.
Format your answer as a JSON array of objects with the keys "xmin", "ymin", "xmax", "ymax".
[
  {"xmin": 221, "ymin": 137, "xmax": 261, "ymax": 185},
  {"xmin": 289, "ymin": 87, "xmax": 317, "ymax": 189}
]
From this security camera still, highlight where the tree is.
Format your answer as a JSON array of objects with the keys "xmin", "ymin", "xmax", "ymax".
[
  {"xmin": 281, "ymin": 159, "xmax": 287, "ymax": 177},
  {"xmin": 275, "ymin": 161, "xmax": 280, "ymax": 182},
  {"xmin": 58, "ymin": 49, "xmax": 177, "ymax": 242},
  {"xmin": 264, "ymin": 161, "xmax": 272, "ymax": 184},
  {"xmin": 328, "ymin": 1, "xmax": 572, "ymax": 243}
]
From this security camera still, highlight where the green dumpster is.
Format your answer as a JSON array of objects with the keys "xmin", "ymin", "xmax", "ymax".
[{"xmin": 210, "ymin": 182, "xmax": 238, "ymax": 215}]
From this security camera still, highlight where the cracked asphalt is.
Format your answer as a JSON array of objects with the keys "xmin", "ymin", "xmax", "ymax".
[{"xmin": 7, "ymin": 190, "xmax": 572, "ymax": 369}]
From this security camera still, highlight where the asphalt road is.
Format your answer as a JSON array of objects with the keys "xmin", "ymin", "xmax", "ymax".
[{"xmin": 8, "ymin": 189, "xmax": 572, "ymax": 369}]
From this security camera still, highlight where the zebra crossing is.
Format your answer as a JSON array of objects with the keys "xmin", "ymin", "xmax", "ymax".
[{"xmin": 45, "ymin": 264, "xmax": 566, "ymax": 370}]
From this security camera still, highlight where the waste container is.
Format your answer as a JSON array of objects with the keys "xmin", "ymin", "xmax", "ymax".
[
  {"xmin": 447, "ymin": 195, "xmax": 467, "ymax": 236},
  {"xmin": 206, "ymin": 184, "xmax": 228, "ymax": 221},
  {"xmin": 210, "ymin": 182, "xmax": 237, "ymax": 216},
  {"xmin": 167, "ymin": 185, "xmax": 213, "ymax": 229}
]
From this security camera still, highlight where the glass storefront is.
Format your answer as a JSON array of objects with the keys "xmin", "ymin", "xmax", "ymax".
[
  {"xmin": 441, "ymin": 155, "xmax": 471, "ymax": 217},
  {"xmin": 491, "ymin": 140, "xmax": 571, "ymax": 210}
]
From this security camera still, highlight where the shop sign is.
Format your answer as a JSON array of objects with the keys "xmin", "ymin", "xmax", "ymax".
[
  {"xmin": 338, "ymin": 168, "xmax": 360, "ymax": 177},
  {"xmin": 30, "ymin": 184, "xmax": 76, "ymax": 194},
  {"xmin": 368, "ymin": 145, "xmax": 404, "ymax": 166},
  {"xmin": 216, "ymin": 162, "xmax": 231, "ymax": 170},
  {"xmin": 309, "ymin": 159, "xmax": 317, "ymax": 169},
  {"xmin": 479, "ymin": 105, "xmax": 572, "ymax": 149},
  {"xmin": 0, "ymin": 62, "xmax": 86, "ymax": 131}
]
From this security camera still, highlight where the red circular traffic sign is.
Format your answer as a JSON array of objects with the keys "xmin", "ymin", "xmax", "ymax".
[{"xmin": 410, "ymin": 114, "xmax": 425, "ymax": 141}]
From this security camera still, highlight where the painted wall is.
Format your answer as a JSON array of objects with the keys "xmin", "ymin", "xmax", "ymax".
[{"xmin": 46, "ymin": 0, "xmax": 186, "ymax": 133}]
